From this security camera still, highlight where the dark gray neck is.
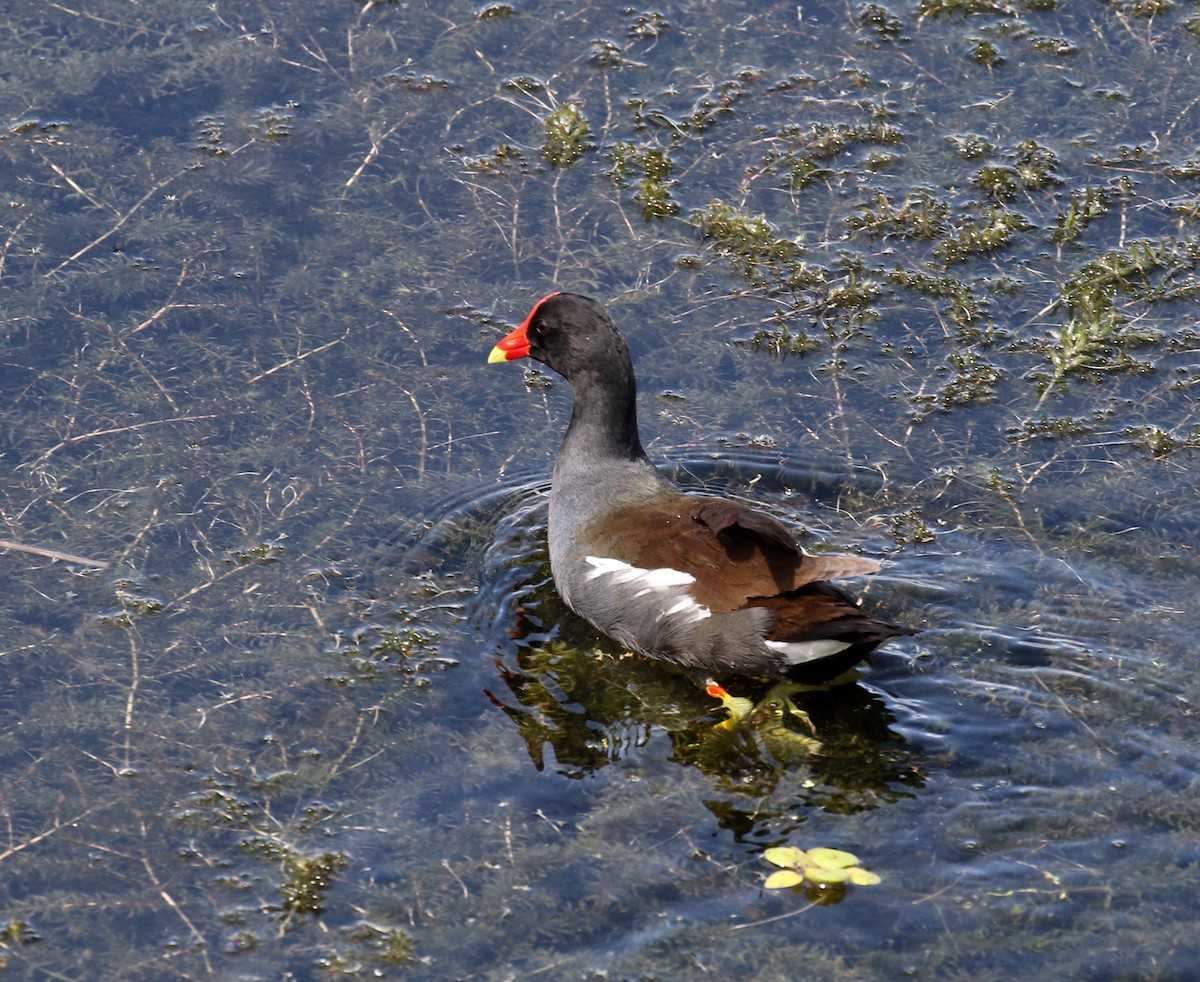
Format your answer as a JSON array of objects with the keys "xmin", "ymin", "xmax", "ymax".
[{"xmin": 559, "ymin": 366, "xmax": 646, "ymax": 465}]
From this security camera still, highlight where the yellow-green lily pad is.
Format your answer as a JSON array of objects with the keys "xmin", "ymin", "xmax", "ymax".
[
  {"xmin": 763, "ymin": 846, "xmax": 807, "ymax": 869},
  {"xmin": 807, "ymin": 847, "xmax": 860, "ymax": 870},
  {"xmin": 761, "ymin": 845, "xmax": 883, "ymax": 890},
  {"xmin": 849, "ymin": 867, "xmax": 883, "ymax": 886},
  {"xmin": 808, "ymin": 865, "xmax": 850, "ymax": 885},
  {"xmin": 763, "ymin": 869, "xmax": 805, "ymax": 889}
]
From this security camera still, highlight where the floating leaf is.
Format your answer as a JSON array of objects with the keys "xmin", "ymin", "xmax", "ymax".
[
  {"xmin": 764, "ymin": 869, "xmax": 805, "ymax": 889},
  {"xmin": 763, "ymin": 846, "xmax": 807, "ymax": 869},
  {"xmin": 761, "ymin": 845, "xmax": 882, "ymax": 891},
  {"xmin": 807, "ymin": 847, "xmax": 859, "ymax": 870},
  {"xmin": 808, "ymin": 865, "xmax": 850, "ymax": 885}
]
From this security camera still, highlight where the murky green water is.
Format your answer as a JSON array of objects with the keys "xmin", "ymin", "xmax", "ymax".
[{"xmin": 1, "ymin": 0, "xmax": 1198, "ymax": 977}]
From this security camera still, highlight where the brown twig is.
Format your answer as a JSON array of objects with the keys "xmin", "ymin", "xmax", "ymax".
[
  {"xmin": 246, "ymin": 326, "xmax": 351, "ymax": 384},
  {"xmin": 0, "ymin": 538, "xmax": 110, "ymax": 568},
  {"xmin": 730, "ymin": 898, "xmax": 818, "ymax": 930},
  {"xmin": 42, "ymin": 166, "xmax": 187, "ymax": 279},
  {"xmin": 25, "ymin": 414, "xmax": 219, "ymax": 471}
]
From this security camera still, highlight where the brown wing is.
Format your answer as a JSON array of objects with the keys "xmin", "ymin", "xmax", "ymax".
[{"xmin": 580, "ymin": 492, "xmax": 879, "ymax": 614}]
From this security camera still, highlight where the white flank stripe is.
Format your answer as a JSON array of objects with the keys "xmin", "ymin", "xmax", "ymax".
[
  {"xmin": 659, "ymin": 596, "xmax": 711, "ymax": 624},
  {"xmin": 584, "ymin": 556, "xmax": 695, "ymax": 590},
  {"xmin": 583, "ymin": 556, "xmax": 709, "ymax": 624}
]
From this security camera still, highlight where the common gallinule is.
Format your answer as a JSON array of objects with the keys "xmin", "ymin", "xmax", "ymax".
[{"xmin": 488, "ymin": 292, "xmax": 911, "ymax": 683}]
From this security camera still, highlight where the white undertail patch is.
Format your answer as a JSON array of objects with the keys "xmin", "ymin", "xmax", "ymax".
[{"xmin": 766, "ymin": 638, "xmax": 851, "ymax": 665}]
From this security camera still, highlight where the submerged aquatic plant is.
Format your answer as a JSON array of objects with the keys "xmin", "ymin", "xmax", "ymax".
[
  {"xmin": 541, "ymin": 102, "xmax": 593, "ymax": 167},
  {"xmin": 1036, "ymin": 236, "xmax": 1198, "ymax": 403},
  {"xmin": 2, "ymin": 0, "xmax": 1200, "ymax": 977},
  {"xmin": 608, "ymin": 140, "xmax": 678, "ymax": 220}
]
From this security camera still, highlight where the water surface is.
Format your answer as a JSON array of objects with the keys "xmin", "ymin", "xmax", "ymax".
[{"xmin": 0, "ymin": 0, "xmax": 1198, "ymax": 977}]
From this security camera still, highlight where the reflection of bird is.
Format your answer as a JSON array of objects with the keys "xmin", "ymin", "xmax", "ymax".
[
  {"xmin": 489, "ymin": 292, "xmax": 912, "ymax": 682},
  {"xmin": 707, "ymin": 682, "xmax": 823, "ymax": 760}
]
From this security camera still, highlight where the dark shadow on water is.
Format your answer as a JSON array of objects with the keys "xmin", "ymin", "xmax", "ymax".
[{"xmin": 484, "ymin": 627, "xmax": 928, "ymax": 833}]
